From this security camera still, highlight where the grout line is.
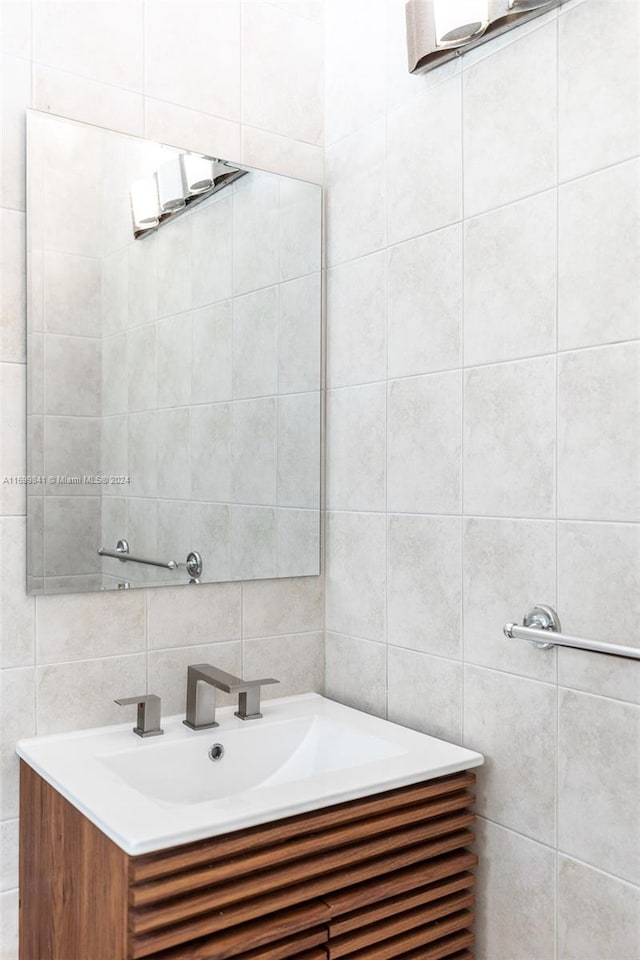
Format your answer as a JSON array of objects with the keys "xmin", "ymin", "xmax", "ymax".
[
  {"xmin": 324, "ymin": 508, "xmax": 640, "ymax": 526},
  {"xmin": 460, "ymin": 66, "xmax": 467, "ymax": 746},
  {"xmin": 478, "ymin": 812, "xmax": 640, "ymax": 890},
  {"xmin": 383, "ymin": 16, "xmax": 390, "ymax": 723},
  {"xmin": 326, "ymin": 150, "xmax": 640, "ymax": 274},
  {"xmin": 554, "ymin": 13, "xmax": 561, "ymax": 955}
]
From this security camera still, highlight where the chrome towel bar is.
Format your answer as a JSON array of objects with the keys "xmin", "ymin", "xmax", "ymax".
[
  {"xmin": 98, "ymin": 539, "xmax": 203, "ymax": 578},
  {"xmin": 504, "ymin": 604, "xmax": 640, "ymax": 662}
]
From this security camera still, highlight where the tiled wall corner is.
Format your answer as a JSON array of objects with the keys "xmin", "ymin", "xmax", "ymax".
[{"xmin": 324, "ymin": 1, "xmax": 640, "ymax": 957}]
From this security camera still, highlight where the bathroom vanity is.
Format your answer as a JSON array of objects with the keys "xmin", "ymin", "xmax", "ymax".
[{"xmin": 18, "ymin": 694, "xmax": 483, "ymax": 960}]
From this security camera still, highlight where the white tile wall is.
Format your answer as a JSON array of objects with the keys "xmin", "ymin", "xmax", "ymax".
[
  {"xmin": 0, "ymin": 3, "xmax": 324, "ymax": 955},
  {"xmin": 324, "ymin": 2, "xmax": 640, "ymax": 958},
  {"xmin": 3, "ymin": 3, "xmax": 640, "ymax": 959}
]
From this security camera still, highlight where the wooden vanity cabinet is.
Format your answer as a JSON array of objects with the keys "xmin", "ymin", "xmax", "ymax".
[{"xmin": 20, "ymin": 762, "xmax": 477, "ymax": 960}]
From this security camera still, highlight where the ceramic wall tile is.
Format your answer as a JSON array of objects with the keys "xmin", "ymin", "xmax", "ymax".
[
  {"xmin": 327, "ymin": 253, "xmax": 386, "ymax": 389},
  {"xmin": 388, "ymin": 647, "xmax": 463, "ymax": 744},
  {"xmin": 33, "ymin": 1, "xmax": 144, "ymax": 91},
  {"xmin": 147, "ymin": 581, "xmax": 241, "ymax": 650},
  {"xmin": 557, "ymin": 521, "xmax": 640, "ymax": 703},
  {"xmin": 473, "ymin": 818, "xmax": 556, "ymax": 960},
  {"xmin": 387, "ymin": 372, "xmax": 462, "ymax": 515},
  {"xmin": 558, "ymin": 343, "xmax": 639, "ymax": 522},
  {"xmin": 464, "ymin": 358, "xmax": 556, "ymax": 518},
  {"xmin": 1, "ymin": 55, "xmax": 31, "ymax": 212},
  {"xmin": 387, "ymin": 76, "xmax": 463, "ymax": 245},
  {"xmin": 558, "ymin": 160, "xmax": 639, "ymax": 350},
  {"xmin": 558, "ymin": 0, "xmax": 639, "ymax": 181},
  {"xmin": 324, "ymin": 633, "xmax": 386, "ymax": 718},
  {"xmin": 325, "ymin": 511, "xmax": 386, "ymax": 642},
  {"xmin": 35, "ymin": 589, "xmax": 145, "ymax": 664},
  {"xmin": 242, "ymin": 1, "xmax": 323, "ymax": 145},
  {"xmin": 463, "ymin": 22, "xmax": 557, "ymax": 216},
  {"xmin": 0, "ymin": 667, "xmax": 35, "ymax": 819},
  {"xmin": 0, "ymin": 518, "xmax": 35, "ymax": 668},
  {"xmin": 558, "ymin": 689, "xmax": 640, "ymax": 883},
  {"xmin": 387, "ymin": 225, "xmax": 462, "ymax": 379},
  {"xmin": 33, "ymin": 64, "xmax": 144, "ymax": 137},
  {"xmin": 326, "ymin": 120, "xmax": 386, "ymax": 268},
  {"xmin": 243, "ymin": 632, "xmax": 324, "ymax": 699},
  {"xmin": 242, "ymin": 576, "xmax": 323, "ymax": 639},
  {"xmin": 464, "ymin": 190, "xmax": 557, "ymax": 366},
  {"xmin": 464, "ymin": 665, "xmax": 557, "ymax": 845},
  {"xmin": 463, "ymin": 517, "xmax": 557, "ymax": 682},
  {"xmin": 36, "ymin": 653, "xmax": 146, "ymax": 734},
  {"xmin": 324, "ymin": 0, "xmax": 386, "ymax": 145},
  {"xmin": 557, "ymin": 855, "xmax": 640, "ymax": 960},
  {"xmin": 1, "ymin": 210, "xmax": 27, "ymax": 364},
  {"xmin": 145, "ymin": 0, "xmax": 240, "ymax": 120},
  {"xmin": 326, "ymin": 384, "xmax": 385, "ymax": 512},
  {"xmin": 387, "ymin": 514, "xmax": 462, "ymax": 660}
]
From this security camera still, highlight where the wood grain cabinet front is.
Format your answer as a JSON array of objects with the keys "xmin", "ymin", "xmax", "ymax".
[{"xmin": 19, "ymin": 762, "xmax": 478, "ymax": 960}]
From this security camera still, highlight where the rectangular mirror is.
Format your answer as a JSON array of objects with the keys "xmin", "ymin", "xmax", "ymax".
[{"xmin": 26, "ymin": 111, "xmax": 322, "ymax": 594}]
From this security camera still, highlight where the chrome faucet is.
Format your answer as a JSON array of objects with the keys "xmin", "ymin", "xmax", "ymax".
[{"xmin": 183, "ymin": 664, "xmax": 279, "ymax": 730}]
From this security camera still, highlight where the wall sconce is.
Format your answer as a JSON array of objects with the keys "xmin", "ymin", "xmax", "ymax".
[
  {"xmin": 406, "ymin": 0, "xmax": 566, "ymax": 73},
  {"xmin": 433, "ymin": 0, "xmax": 488, "ymax": 48},
  {"xmin": 130, "ymin": 151, "xmax": 247, "ymax": 240}
]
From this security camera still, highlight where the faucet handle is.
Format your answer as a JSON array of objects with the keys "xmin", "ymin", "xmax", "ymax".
[
  {"xmin": 235, "ymin": 678, "xmax": 279, "ymax": 721},
  {"xmin": 115, "ymin": 694, "xmax": 164, "ymax": 738}
]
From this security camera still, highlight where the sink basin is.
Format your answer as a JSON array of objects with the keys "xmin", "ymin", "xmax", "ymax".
[{"xmin": 17, "ymin": 692, "xmax": 483, "ymax": 855}]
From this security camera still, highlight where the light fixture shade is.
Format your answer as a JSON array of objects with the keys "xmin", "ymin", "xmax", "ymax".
[
  {"xmin": 180, "ymin": 153, "xmax": 216, "ymax": 195},
  {"xmin": 433, "ymin": 0, "xmax": 489, "ymax": 47},
  {"xmin": 156, "ymin": 158, "xmax": 186, "ymax": 213},
  {"xmin": 508, "ymin": 0, "xmax": 554, "ymax": 9},
  {"xmin": 130, "ymin": 175, "xmax": 160, "ymax": 231}
]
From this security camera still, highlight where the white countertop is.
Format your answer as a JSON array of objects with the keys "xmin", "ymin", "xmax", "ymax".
[{"xmin": 17, "ymin": 692, "xmax": 484, "ymax": 855}]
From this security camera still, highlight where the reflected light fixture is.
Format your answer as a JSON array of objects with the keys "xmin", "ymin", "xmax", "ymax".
[
  {"xmin": 507, "ymin": 0, "xmax": 555, "ymax": 8},
  {"xmin": 406, "ymin": 0, "xmax": 567, "ymax": 73},
  {"xmin": 156, "ymin": 158, "xmax": 187, "ymax": 213},
  {"xmin": 130, "ymin": 151, "xmax": 247, "ymax": 240},
  {"xmin": 130, "ymin": 175, "xmax": 160, "ymax": 233},
  {"xmin": 180, "ymin": 154, "xmax": 216, "ymax": 195},
  {"xmin": 433, "ymin": 0, "xmax": 488, "ymax": 48}
]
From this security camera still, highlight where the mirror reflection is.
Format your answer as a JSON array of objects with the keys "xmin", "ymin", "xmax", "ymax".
[{"xmin": 26, "ymin": 111, "xmax": 322, "ymax": 594}]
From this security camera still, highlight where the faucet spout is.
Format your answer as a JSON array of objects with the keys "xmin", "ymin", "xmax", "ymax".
[
  {"xmin": 183, "ymin": 664, "xmax": 245, "ymax": 730},
  {"xmin": 183, "ymin": 663, "xmax": 280, "ymax": 729}
]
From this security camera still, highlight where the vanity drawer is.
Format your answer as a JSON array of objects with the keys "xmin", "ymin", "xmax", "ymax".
[{"xmin": 143, "ymin": 906, "xmax": 329, "ymax": 960}]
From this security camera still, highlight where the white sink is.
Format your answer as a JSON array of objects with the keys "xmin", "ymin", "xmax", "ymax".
[{"xmin": 17, "ymin": 692, "xmax": 483, "ymax": 855}]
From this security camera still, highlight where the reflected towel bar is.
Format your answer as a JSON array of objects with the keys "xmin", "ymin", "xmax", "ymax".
[
  {"xmin": 504, "ymin": 604, "xmax": 640, "ymax": 662},
  {"xmin": 98, "ymin": 539, "xmax": 177, "ymax": 570}
]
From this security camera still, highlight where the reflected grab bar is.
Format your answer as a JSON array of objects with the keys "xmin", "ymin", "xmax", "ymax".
[
  {"xmin": 98, "ymin": 539, "xmax": 177, "ymax": 570},
  {"xmin": 504, "ymin": 604, "xmax": 640, "ymax": 662}
]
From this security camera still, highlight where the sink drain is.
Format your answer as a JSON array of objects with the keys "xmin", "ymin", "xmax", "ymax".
[{"xmin": 208, "ymin": 743, "xmax": 225, "ymax": 762}]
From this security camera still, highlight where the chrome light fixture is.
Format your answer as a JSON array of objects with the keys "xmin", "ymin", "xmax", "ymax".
[
  {"xmin": 406, "ymin": 0, "xmax": 567, "ymax": 73},
  {"xmin": 433, "ymin": 0, "xmax": 488, "ymax": 47}
]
